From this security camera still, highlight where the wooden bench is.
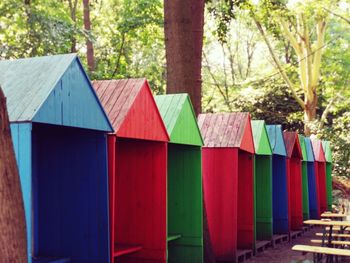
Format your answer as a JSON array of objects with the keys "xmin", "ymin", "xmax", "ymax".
[
  {"xmin": 316, "ymin": 233, "xmax": 350, "ymax": 238},
  {"xmin": 311, "ymin": 239, "xmax": 350, "ymax": 246},
  {"xmin": 292, "ymin": 245, "xmax": 350, "ymax": 256},
  {"xmin": 293, "ymin": 244, "xmax": 350, "ymax": 262}
]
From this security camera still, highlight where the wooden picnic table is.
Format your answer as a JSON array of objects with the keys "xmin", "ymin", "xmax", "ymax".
[
  {"xmin": 321, "ymin": 213, "xmax": 347, "ymax": 220},
  {"xmin": 302, "ymin": 220, "xmax": 350, "ymax": 262},
  {"xmin": 304, "ymin": 220, "xmax": 350, "ymax": 247}
]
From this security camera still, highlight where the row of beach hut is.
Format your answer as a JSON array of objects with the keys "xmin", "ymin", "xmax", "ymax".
[{"xmin": 0, "ymin": 54, "xmax": 333, "ymax": 263}]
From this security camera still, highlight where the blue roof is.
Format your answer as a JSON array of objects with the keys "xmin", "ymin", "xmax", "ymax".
[
  {"xmin": 0, "ymin": 54, "xmax": 113, "ymax": 132},
  {"xmin": 266, "ymin": 124, "xmax": 287, "ymax": 156},
  {"xmin": 304, "ymin": 137, "xmax": 315, "ymax": 162}
]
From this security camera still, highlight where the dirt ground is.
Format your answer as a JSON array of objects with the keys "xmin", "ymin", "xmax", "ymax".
[{"xmin": 246, "ymin": 227, "xmax": 350, "ymax": 263}]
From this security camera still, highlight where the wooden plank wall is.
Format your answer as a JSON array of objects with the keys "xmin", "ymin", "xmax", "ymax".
[
  {"xmin": 272, "ymin": 155, "xmax": 289, "ymax": 234},
  {"xmin": 114, "ymin": 138, "xmax": 167, "ymax": 263},
  {"xmin": 31, "ymin": 123, "xmax": 109, "ymax": 262},
  {"xmin": 307, "ymin": 162, "xmax": 319, "ymax": 219},
  {"xmin": 167, "ymin": 144, "xmax": 203, "ymax": 263},
  {"xmin": 237, "ymin": 150, "xmax": 254, "ymax": 250},
  {"xmin": 255, "ymin": 155, "xmax": 273, "ymax": 240},
  {"xmin": 10, "ymin": 123, "xmax": 32, "ymax": 263},
  {"xmin": 202, "ymin": 148, "xmax": 238, "ymax": 261},
  {"xmin": 290, "ymin": 157, "xmax": 303, "ymax": 230}
]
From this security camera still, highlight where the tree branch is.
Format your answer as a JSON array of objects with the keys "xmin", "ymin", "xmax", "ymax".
[
  {"xmin": 280, "ymin": 19, "xmax": 302, "ymax": 55},
  {"xmin": 253, "ymin": 15, "xmax": 305, "ymax": 109}
]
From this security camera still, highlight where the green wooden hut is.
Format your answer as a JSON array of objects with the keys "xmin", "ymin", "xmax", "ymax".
[
  {"xmin": 298, "ymin": 135, "xmax": 310, "ymax": 220},
  {"xmin": 251, "ymin": 120, "xmax": 273, "ymax": 249},
  {"xmin": 322, "ymin": 141, "xmax": 333, "ymax": 211},
  {"xmin": 155, "ymin": 94, "xmax": 203, "ymax": 263}
]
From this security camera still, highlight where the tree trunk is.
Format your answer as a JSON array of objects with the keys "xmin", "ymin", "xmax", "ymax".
[
  {"xmin": 68, "ymin": 0, "xmax": 78, "ymax": 53},
  {"xmin": 304, "ymin": 92, "xmax": 317, "ymax": 136},
  {"xmin": 0, "ymin": 87, "xmax": 27, "ymax": 262},
  {"xmin": 83, "ymin": 0, "xmax": 95, "ymax": 72},
  {"xmin": 164, "ymin": 0, "xmax": 204, "ymax": 115}
]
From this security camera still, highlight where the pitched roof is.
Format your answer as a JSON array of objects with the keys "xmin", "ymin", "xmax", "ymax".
[
  {"xmin": 298, "ymin": 135, "xmax": 308, "ymax": 161},
  {"xmin": 311, "ymin": 138, "xmax": 326, "ymax": 162},
  {"xmin": 92, "ymin": 79, "xmax": 169, "ymax": 141},
  {"xmin": 197, "ymin": 112, "xmax": 255, "ymax": 153},
  {"xmin": 0, "ymin": 54, "xmax": 112, "ymax": 131},
  {"xmin": 251, "ymin": 120, "xmax": 272, "ymax": 155},
  {"xmin": 283, "ymin": 131, "xmax": 303, "ymax": 158},
  {"xmin": 322, "ymin": 141, "xmax": 333, "ymax": 163},
  {"xmin": 304, "ymin": 137, "xmax": 315, "ymax": 162},
  {"xmin": 266, "ymin": 125, "xmax": 287, "ymax": 156},
  {"xmin": 155, "ymin": 94, "xmax": 203, "ymax": 146}
]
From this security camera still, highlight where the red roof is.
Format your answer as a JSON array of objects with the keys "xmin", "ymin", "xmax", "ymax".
[
  {"xmin": 197, "ymin": 112, "xmax": 255, "ymax": 153},
  {"xmin": 311, "ymin": 138, "xmax": 326, "ymax": 162},
  {"xmin": 92, "ymin": 79, "xmax": 169, "ymax": 141},
  {"xmin": 283, "ymin": 131, "xmax": 303, "ymax": 158}
]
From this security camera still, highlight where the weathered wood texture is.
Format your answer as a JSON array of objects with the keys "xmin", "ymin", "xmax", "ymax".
[
  {"xmin": 266, "ymin": 125, "xmax": 288, "ymax": 235},
  {"xmin": 283, "ymin": 132, "xmax": 303, "ymax": 231},
  {"xmin": 0, "ymin": 54, "xmax": 112, "ymax": 131},
  {"xmin": 0, "ymin": 88, "xmax": 27, "ymax": 262},
  {"xmin": 93, "ymin": 79, "xmax": 169, "ymax": 141},
  {"xmin": 198, "ymin": 112, "xmax": 254, "ymax": 153}
]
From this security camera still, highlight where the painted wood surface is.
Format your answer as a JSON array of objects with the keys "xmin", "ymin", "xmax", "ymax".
[
  {"xmin": 311, "ymin": 139, "xmax": 327, "ymax": 214},
  {"xmin": 283, "ymin": 132, "xmax": 303, "ymax": 230},
  {"xmin": 113, "ymin": 138, "xmax": 167, "ymax": 263},
  {"xmin": 155, "ymin": 94, "xmax": 203, "ymax": 146},
  {"xmin": 266, "ymin": 125, "xmax": 288, "ymax": 234},
  {"xmin": 93, "ymin": 79, "xmax": 169, "ymax": 141},
  {"xmin": 10, "ymin": 123, "xmax": 32, "ymax": 263},
  {"xmin": 202, "ymin": 148, "xmax": 238, "ymax": 260},
  {"xmin": 167, "ymin": 145, "xmax": 203, "ymax": 263},
  {"xmin": 304, "ymin": 137, "xmax": 319, "ymax": 219},
  {"xmin": 272, "ymin": 155, "xmax": 289, "ymax": 234},
  {"xmin": 266, "ymin": 125, "xmax": 287, "ymax": 156},
  {"xmin": 298, "ymin": 135, "xmax": 310, "ymax": 220},
  {"xmin": 322, "ymin": 141, "xmax": 333, "ymax": 210},
  {"xmin": 31, "ymin": 123, "xmax": 109, "ymax": 263},
  {"xmin": 237, "ymin": 150, "xmax": 255, "ymax": 250},
  {"xmin": 1, "ymin": 54, "xmax": 112, "ymax": 132},
  {"xmin": 251, "ymin": 120, "xmax": 273, "ymax": 241},
  {"xmin": 155, "ymin": 94, "xmax": 203, "ymax": 262},
  {"xmin": 198, "ymin": 112, "xmax": 255, "ymax": 153}
]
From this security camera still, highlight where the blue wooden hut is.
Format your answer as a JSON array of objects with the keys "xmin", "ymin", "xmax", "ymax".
[
  {"xmin": 0, "ymin": 54, "xmax": 113, "ymax": 263},
  {"xmin": 305, "ymin": 137, "xmax": 319, "ymax": 219},
  {"xmin": 266, "ymin": 125, "xmax": 289, "ymax": 236}
]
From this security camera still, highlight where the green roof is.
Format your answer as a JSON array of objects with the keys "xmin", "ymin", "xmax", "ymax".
[
  {"xmin": 155, "ymin": 94, "xmax": 203, "ymax": 146},
  {"xmin": 322, "ymin": 140, "xmax": 333, "ymax": 163},
  {"xmin": 251, "ymin": 120, "xmax": 272, "ymax": 155},
  {"xmin": 298, "ymin": 135, "xmax": 308, "ymax": 161}
]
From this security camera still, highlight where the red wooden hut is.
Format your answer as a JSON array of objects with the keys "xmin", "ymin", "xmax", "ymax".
[
  {"xmin": 93, "ymin": 79, "xmax": 169, "ymax": 263},
  {"xmin": 311, "ymin": 138, "xmax": 327, "ymax": 215},
  {"xmin": 283, "ymin": 132, "xmax": 303, "ymax": 231},
  {"xmin": 198, "ymin": 112, "xmax": 255, "ymax": 262}
]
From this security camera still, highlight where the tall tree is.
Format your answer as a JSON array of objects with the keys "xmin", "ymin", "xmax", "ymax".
[
  {"xmin": 67, "ymin": 0, "xmax": 79, "ymax": 53},
  {"xmin": 0, "ymin": 87, "xmax": 27, "ymax": 262},
  {"xmin": 164, "ymin": 0, "xmax": 205, "ymax": 115},
  {"xmin": 83, "ymin": 0, "xmax": 95, "ymax": 71}
]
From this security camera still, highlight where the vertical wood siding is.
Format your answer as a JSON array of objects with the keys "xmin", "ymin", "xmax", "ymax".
[
  {"xmin": 202, "ymin": 148, "xmax": 238, "ymax": 261},
  {"xmin": 10, "ymin": 123, "xmax": 32, "ymax": 263},
  {"xmin": 31, "ymin": 124, "xmax": 109, "ymax": 263},
  {"xmin": 114, "ymin": 138, "xmax": 167, "ymax": 263}
]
